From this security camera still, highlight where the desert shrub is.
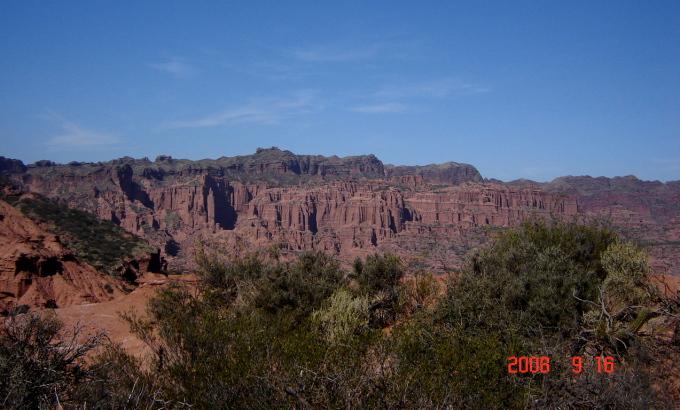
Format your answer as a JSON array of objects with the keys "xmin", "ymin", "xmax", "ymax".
[
  {"xmin": 532, "ymin": 362, "xmax": 661, "ymax": 409},
  {"xmin": 422, "ymin": 221, "xmax": 667, "ymax": 408},
  {"xmin": 113, "ymin": 251, "xmax": 367, "ymax": 408},
  {"xmin": 312, "ymin": 288, "xmax": 370, "ymax": 344},
  {"xmin": 602, "ymin": 241, "xmax": 652, "ymax": 307},
  {"xmin": 399, "ymin": 272, "xmax": 443, "ymax": 314},
  {"xmin": 195, "ymin": 246, "xmax": 265, "ymax": 306},
  {"xmin": 252, "ymin": 251, "xmax": 344, "ymax": 318},
  {"xmin": 385, "ymin": 313, "xmax": 525, "ymax": 409},
  {"xmin": 353, "ymin": 253, "xmax": 404, "ymax": 328},
  {"xmin": 439, "ymin": 220, "xmax": 618, "ymax": 338},
  {"xmin": 73, "ymin": 344, "xmax": 166, "ymax": 409},
  {"xmin": 0, "ymin": 313, "xmax": 103, "ymax": 409},
  {"xmin": 354, "ymin": 253, "xmax": 403, "ymax": 295},
  {"xmin": 577, "ymin": 241, "xmax": 658, "ymax": 354}
]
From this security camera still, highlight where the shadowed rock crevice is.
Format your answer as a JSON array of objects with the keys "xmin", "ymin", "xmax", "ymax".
[
  {"xmin": 203, "ymin": 176, "xmax": 237, "ymax": 230},
  {"xmin": 165, "ymin": 239, "xmax": 180, "ymax": 256},
  {"xmin": 15, "ymin": 254, "xmax": 38, "ymax": 275},
  {"xmin": 39, "ymin": 257, "xmax": 63, "ymax": 277},
  {"xmin": 308, "ymin": 207, "xmax": 318, "ymax": 234},
  {"xmin": 116, "ymin": 164, "xmax": 154, "ymax": 209}
]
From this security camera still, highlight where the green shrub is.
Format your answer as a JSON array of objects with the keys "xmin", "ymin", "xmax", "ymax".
[
  {"xmin": 253, "ymin": 251, "xmax": 344, "ymax": 318},
  {"xmin": 354, "ymin": 253, "xmax": 403, "ymax": 295},
  {"xmin": 312, "ymin": 288, "xmax": 370, "ymax": 344},
  {"xmin": 439, "ymin": 220, "xmax": 618, "ymax": 338},
  {"xmin": 602, "ymin": 241, "xmax": 651, "ymax": 307}
]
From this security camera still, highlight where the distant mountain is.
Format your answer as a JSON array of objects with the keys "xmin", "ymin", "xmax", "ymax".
[{"xmin": 1, "ymin": 148, "xmax": 679, "ymax": 275}]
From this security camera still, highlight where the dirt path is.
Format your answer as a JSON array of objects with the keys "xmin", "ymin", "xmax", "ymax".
[{"xmin": 54, "ymin": 273, "xmax": 197, "ymax": 360}]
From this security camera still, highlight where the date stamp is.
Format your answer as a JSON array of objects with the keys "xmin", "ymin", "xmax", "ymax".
[{"xmin": 507, "ymin": 356, "xmax": 616, "ymax": 375}]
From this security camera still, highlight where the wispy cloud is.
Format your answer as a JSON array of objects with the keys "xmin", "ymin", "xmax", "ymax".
[
  {"xmin": 44, "ymin": 113, "xmax": 119, "ymax": 148},
  {"xmin": 224, "ymin": 60, "xmax": 315, "ymax": 81},
  {"xmin": 149, "ymin": 57, "xmax": 196, "ymax": 78},
  {"xmin": 164, "ymin": 90, "xmax": 318, "ymax": 129},
  {"xmin": 350, "ymin": 102, "xmax": 406, "ymax": 113},
  {"xmin": 290, "ymin": 45, "xmax": 378, "ymax": 63},
  {"xmin": 374, "ymin": 77, "xmax": 491, "ymax": 99}
]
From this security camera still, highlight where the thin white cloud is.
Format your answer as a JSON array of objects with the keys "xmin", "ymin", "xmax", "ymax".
[
  {"xmin": 291, "ymin": 45, "xmax": 378, "ymax": 62},
  {"xmin": 164, "ymin": 90, "xmax": 318, "ymax": 129},
  {"xmin": 148, "ymin": 57, "xmax": 196, "ymax": 78},
  {"xmin": 224, "ymin": 60, "xmax": 311, "ymax": 81},
  {"xmin": 45, "ymin": 114, "xmax": 120, "ymax": 148},
  {"xmin": 350, "ymin": 102, "xmax": 407, "ymax": 113},
  {"xmin": 374, "ymin": 77, "xmax": 491, "ymax": 99}
]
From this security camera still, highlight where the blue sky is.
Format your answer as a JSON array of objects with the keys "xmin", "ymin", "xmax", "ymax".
[{"xmin": 1, "ymin": 1, "xmax": 679, "ymax": 181}]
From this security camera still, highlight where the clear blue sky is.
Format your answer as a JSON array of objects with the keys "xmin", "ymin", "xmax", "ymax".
[{"xmin": 1, "ymin": 1, "xmax": 679, "ymax": 181}]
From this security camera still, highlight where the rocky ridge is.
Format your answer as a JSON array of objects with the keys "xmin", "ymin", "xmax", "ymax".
[{"xmin": 2, "ymin": 147, "xmax": 679, "ymax": 274}]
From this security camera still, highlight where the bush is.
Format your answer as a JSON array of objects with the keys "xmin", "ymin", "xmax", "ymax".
[
  {"xmin": 0, "ymin": 313, "xmax": 103, "ymax": 409},
  {"xmin": 107, "ymin": 223, "xmax": 673, "ymax": 408},
  {"xmin": 312, "ymin": 288, "xmax": 370, "ymax": 344},
  {"xmin": 253, "ymin": 251, "xmax": 344, "ymax": 318},
  {"xmin": 602, "ymin": 241, "xmax": 651, "ymax": 307},
  {"xmin": 354, "ymin": 253, "xmax": 403, "ymax": 295},
  {"xmin": 73, "ymin": 344, "xmax": 165, "ymax": 409},
  {"xmin": 439, "ymin": 220, "xmax": 618, "ymax": 338}
]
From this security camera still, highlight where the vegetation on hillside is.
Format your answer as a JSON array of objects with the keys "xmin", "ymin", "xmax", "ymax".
[
  {"xmin": 1, "ymin": 220, "xmax": 678, "ymax": 408},
  {"xmin": 5, "ymin": 195, "xmax": 153, "ymax": 275}
]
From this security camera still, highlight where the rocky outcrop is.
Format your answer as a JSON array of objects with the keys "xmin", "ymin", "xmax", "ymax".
[
  {"xmin": 384, "ymin": 162, "xmax": 482, "ymax": 185},
  {"xmin": 0, "ymin": 200, "xmax": 126, "ymax": 313},
  {"xmin": 0, "ymin": 157, "xmax": 26, "ymax": 174}
]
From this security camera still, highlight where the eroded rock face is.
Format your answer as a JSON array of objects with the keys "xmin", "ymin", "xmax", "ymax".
[
  {"xmin": 384, "ymin": 162, "xmax": 483, "ymax": 185},
  {"xmin": 222, "ymin": 181, "xmax": 578, "ymax": 268},
  {"xmin": 0, "ymin": 157, "xmax": 26, "ymax": 174},
  {"xmin": 0, "ymin": 200, "xmax": 125, "ymax": 313},
  {"xmin": 3, "ymin": 149, "xmax": 679, "ymax": 274},
  {"xmin": 15, "ymin": 164, "xmax": 578, "ymax": 272}
]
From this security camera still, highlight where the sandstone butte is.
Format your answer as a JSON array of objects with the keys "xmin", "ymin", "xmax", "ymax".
[{"xmin": 1, "ymin": 147, "xmax": 680, "ymax": 313}]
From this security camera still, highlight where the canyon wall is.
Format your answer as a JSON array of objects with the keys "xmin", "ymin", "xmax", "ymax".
[{"xmin": 3, "ymin": 147, "xmax": 679, "ymax": 274}]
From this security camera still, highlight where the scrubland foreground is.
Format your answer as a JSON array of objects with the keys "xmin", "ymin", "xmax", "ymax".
[{"xmin": 1, "ymin": 221, "xmax": 679, "ymax": 409}]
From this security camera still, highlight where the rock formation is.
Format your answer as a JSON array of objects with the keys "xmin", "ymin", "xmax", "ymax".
[
  {"xmin": 384, "ymin": 162, "xmax": 483, "ymax": 185},
  {"xmin": 0, "ymin": 200, "xmax": 125, "ymax": 313},
  {"xmin": 0, "ymin": 156, "xmax": 26, "ymax": 174},
  {"xmin": 1, "ymin": 148, "xmax": 678, "ymax": 274}
]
